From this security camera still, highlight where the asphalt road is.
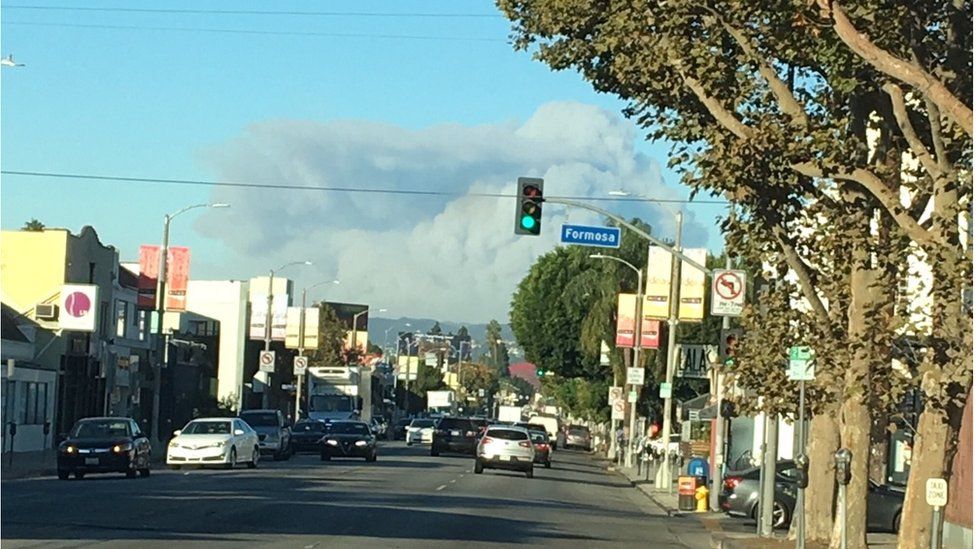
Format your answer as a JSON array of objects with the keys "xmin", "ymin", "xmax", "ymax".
[{"xmin": 2, "ymin": 442, "xmax": 713, "ymax": 548}]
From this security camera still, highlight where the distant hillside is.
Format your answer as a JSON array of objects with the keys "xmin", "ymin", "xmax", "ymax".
[{"xmin": 366, "ymin": 317, "xmax": 515, "ymax": 352}]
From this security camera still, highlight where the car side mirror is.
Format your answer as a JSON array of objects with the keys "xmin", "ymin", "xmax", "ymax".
[
  {"xmin": 234, "ymin": 429, "xmax": 245, "ymax": 436},
  {"xmin": 172, "ymin": 430, "xmax": 182, "ymax": 437}
]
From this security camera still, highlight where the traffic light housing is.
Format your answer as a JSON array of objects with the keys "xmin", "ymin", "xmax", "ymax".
[
  {"xmin": 515, "ymin": 177, "xmax": 544, "ymax": 235},
  {"xmin": 720, "ymin": 328, "xmax": 743, "ymax": 367}
]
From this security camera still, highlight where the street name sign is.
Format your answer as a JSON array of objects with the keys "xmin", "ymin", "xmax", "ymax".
[
  {"xmin": 788, "ymin": 346, "xmax": 816, "ymax": 381},
  {"xmin": 926, "ymin": 478, "xmax": 948, "ymax": 507},
  {"xmin": 259, "ymin": 350, "xmax": 276, "ymax": 373},
  {"xmin": 293, "ymin": 356, "xmax": 308, "ymax": 376},
  {"xmin": 626, "ymin": 367, "xmax": 645, "ymax": 385},
  {"xmin": 628, "ymin": 390, "xmax": 638, "ymax": 403},
  {"xmin": 560, "ymin": 224, "xmax": 621, "ymax": 249},
  {"xmin": 659, "ymin": 382, "xmax": 673, "ymax": 399},
  {"xmin": 711, "ymin": 269, "xmax": 746, "ymax": 317}
]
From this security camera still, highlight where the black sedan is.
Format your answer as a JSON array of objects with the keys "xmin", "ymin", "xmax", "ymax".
[
  {"xmin": 57, "ymin": 417, "xmax": 152, "ymax": 480},
  {"xmin": 291, "ymin": 420, "xmax": 329, "ymax": 453},
  {"xmin": 393, "ymin": 418, "xmax": 412, "ymax": 440},
  {"xmin": 320, "ymin": 421, "xmax": 377, "ymax": 461},
  {"xmin": 719, "ymin": 460, "xmax": 904, "ymax": 532},
  {"xmin": 431, "ymin": 417, "xmax": 482, "ymax": 456}
]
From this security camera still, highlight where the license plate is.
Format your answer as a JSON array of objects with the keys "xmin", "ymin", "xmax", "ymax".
[
  {"xmin": 451, "ymin": 430, "xmax": 460, "ymax": 436},
  {"xmin": 85, "ymin": 458, "xmax": 99, "ymax": 465}
]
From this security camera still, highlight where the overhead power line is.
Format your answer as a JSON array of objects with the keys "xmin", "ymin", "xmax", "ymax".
[
  {"xmin": 2, "ymin": 21, "xmax": 508, "ymax": 42},
  {"xmin": 2, "ymin": 5, "xmax": 502, "ymax": 18},
  {"xmin": 1, "ymin": 170, "xmax": 726, "ymax": 205}
]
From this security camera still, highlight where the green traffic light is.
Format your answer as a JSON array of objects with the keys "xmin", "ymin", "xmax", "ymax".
[{"xmin": 521, "ymin": 215, "xmax": 537, "ymax": 230}]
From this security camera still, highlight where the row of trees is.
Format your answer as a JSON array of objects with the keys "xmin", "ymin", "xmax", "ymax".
[{"xmin": 499, "ymin": 1, "xmax": 971, "ymax": 547}]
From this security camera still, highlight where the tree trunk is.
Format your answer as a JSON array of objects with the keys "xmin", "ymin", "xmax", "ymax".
[
  {"xmin": 830, "ymin": 250, "xmax": 878, "ymax": 549},
  {"xmin": 804, "ymin": 411, "xmax": 840, "ymax": 544},
  {"xmin": 868, "ymin": 413, "xmax": 890, "ymax": 484}
]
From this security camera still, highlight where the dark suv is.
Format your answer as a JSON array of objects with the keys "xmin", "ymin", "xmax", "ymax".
[{"xmin": 431, "ymin": 417, "xmax": 481, "ymax": 456}]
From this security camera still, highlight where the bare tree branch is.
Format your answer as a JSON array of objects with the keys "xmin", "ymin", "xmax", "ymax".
[
  {"xmin": 883, "ymin": 83, "xmax": 944, "ymax": 181},
  {"xmin": 819, "ymin": 0, "xmax": 973, "ymax": 136},
  {"xmin": 771, "ymin": 224, "xmax": 831, "ymax": 324},
  {"xmin": 924, "ymin": 99, "xmax": 951, "ymax": 172},
  {"xmin": 672, "ymin": 64, "xmax": 756, "ymax": 140}
]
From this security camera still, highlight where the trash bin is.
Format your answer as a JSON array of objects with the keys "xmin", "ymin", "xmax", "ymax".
[{"xmin": 678, "ymin": 476, "xmax": 697, "ymax": 511}]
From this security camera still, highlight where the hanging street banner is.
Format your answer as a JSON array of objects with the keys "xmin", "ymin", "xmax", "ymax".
[
  {"xmin": 640, "ymin": 319, "xmax": 661, "ymax": 349},
  {"xmin": 60, "ymin": 284, "xmax": 98, "ymax": 332},
  {"xmin": 396, "ymin": 355, "xmax": 419, "ymax": 381},
  {"xmin": 137, "ymin": 245, "xmax": 159, "ymax": 309},
  {"xmin": 711, "ymin": 269, "xmax": 746, "ymax": 317},
  {"xmin": 285, "ymin": 307, "xmax": 320, "ymax": 349},
  {"xmin": 675, "ymin": 344, "xmax": 716, "ymax": 379},
  {"xmin": 678, "ymin": 248, "xmax": 708, "ymax": 321},
  {"xmin": 560, "ymin": 224, "xmax": 621, "ymax": 248},
  {"xmin": 615, "ymin": 293, "xmax": 638, "ymax": 348},
  {"xmin": 165, "ymin": 246, "xmax": 190, "ymax": 312},
  {"xmin": 644, "ymin": 246, "xmax": 673, "ymax": 319}
]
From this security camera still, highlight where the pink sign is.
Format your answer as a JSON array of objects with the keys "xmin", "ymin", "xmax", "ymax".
[{"xmin": 64, "ymin": 292, "xmax": 92, "ymax": 318}]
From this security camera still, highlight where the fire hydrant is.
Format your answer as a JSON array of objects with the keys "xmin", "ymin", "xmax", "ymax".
[{"xmin": 695, "ymin": 484, "xmax": 709, "ymax": 512}]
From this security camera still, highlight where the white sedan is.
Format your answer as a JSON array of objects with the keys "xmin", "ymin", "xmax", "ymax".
[
  {"xmin": 167, "ymin": 417, "xmax": 260, "ymax": 469},
  {"xmin": 406, "ymin": 419, "xmax": 436, "ymax": 446}
]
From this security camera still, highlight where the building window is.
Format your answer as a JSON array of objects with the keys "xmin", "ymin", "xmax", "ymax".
[
  {"xmin": 19, "ymin": 382, "xmax": 47, "ymax": 425},
  {"xmin": 99, "ymin": 301, "xmax": 109, "ymax": 337},
  {"xmin": 138, "ymin": 311, "xmax": 148, "ymax": 341},
  {"xmin": 116, "ymin": 300, "xmax": 128, "ymax": 338}
]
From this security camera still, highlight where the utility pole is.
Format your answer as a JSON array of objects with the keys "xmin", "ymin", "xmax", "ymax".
[
  {"xmin": 655, "ymin": 212, "xmax": 683, "ymax": 493},
  {"xmin": 628, "ymin": 267, "xmax": 643, "ymax": 468},
  {"xmin": 262, "ymin": 269, "xmax": 275, "ymax": 409},
  {"xmin": 711, "ymin": 256, "xmax": 732, "ymax": 510},
  {"xmin": 295, "ymin": 288, "xmax": 307, "ymax": 422}
]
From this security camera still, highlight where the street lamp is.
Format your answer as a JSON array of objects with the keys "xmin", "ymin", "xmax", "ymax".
[
  {"xmin": 351, "ymin": 308, "xmax": 386, "ymax": 359},
  {"xmin": 260, "ymin": 259, "xmax": 312, "ymax": 408},
  {"xmin": 589, "ymin": 253, "xmax": 643, "ymax": 468},
  {"xmin": 293, "ymin": 278, "xmax": 339, "ymax": 420},
  {"xmin": 151, "ymin": 202, "xmax": 229, "ymax": 442}
]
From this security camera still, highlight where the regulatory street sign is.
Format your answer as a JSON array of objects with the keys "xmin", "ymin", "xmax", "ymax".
[
  {"xmin": 293, "ymin": 355, "xmax": 308, "ymax": 376},
  {"xmin": 659, "ymin": 382, "xmax": 673, "ymax": 399},
  {"xmin": 259, "ymin": 350, "xmax": 276, "ymax": 373},
  {"xmin": 788, "ymin": 346, "xmax": 816, "ymax": 381},
  {"xmin": 609, "ymin": 386, "xmax": 625, "ymax": 420},
  {"xmin": 628, "ymin": 390, "xmax": 638, "ymax": 402},
  {"xmin": 600, "ymin": 341, "xmax": 611, "ymax": 366},
  {"xmin": 711, "ymin": 269, "xmax": 746, "ymax": 317},
  {"xmin": 612, "ymin": 398, "xmax": 626, "ymax": 420},
  {"xmin": 676, "ymin": 345, "xmax": 716, "ymax": 379},
  {"xmin": 560, "ymin": 224, "xmax": 621, "ymax": 249},
  {"xmin": 926, "ymin": 478, "xmax": 948, "ymax": 507},
  {"xmin": 626, "ymin": 367, "xmax": 645, "ymax": 385},
  {"xmin": 478, "ymin": 389, "xmax": 486, "ymax": 397}
]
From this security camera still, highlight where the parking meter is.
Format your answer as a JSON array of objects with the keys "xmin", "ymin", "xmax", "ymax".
[
  {"xmin": 834, "ymin": 448, "xmax": 852, "ymax": 486},
  {"xmin": 796, "ymin": 453, "xmax": 810, "ymax": 488}
]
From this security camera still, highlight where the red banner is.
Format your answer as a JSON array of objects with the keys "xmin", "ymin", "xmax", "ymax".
[
  {"xmin": 137, "ymin": 245, "xmax": 191, "ymax": 311},
  {"xmin": 137, "ymin": 245, "xmax": 160, "ymax": 309},
  {"xmin": 641, "ymin": 319, "xmax": 661, "ymax": 349},
  {"xmin": 615, "ymin": 293, "xmax": 637, "ymax": 348},
  {"xmin": 166, "ymin": 247, "xmax": 190, "ymax": 311}
]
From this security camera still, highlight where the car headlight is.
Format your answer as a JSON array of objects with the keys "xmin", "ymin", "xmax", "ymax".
[
  {"xmin": 355, "ymin": 440, "xmax": 367, "ymax": 447},
  {"xmin": 112, "ymin": 443, "xmax": 134, "ymax": 453},
  {"xmin": 213, "ymin": 440, "xmax": 227, "ymax": 448},
  {"xmin": 168, "ymin": 440, "xmax": 179, "ymax": 448},
  {"xmin": 326, "ymin": 439, "xmax": 339, "ymax": 446},
  {"xmin": 63, "ymin": 445, "xmax": 77, "ymax": 454}
]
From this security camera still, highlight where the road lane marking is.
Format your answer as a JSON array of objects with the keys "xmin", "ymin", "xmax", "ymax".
[
  {"xmin": 436, "ymin": 484, "xmax": 447, "ymax": 491},
  {"xmin": 449, "ymin": 479, "xmax": 456, "ymax": 484}
]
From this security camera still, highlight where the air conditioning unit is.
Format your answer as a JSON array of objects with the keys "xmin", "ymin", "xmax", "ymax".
[{"xmin": 35, "ymin": 303, "xmax": 58, "ymax": 320}]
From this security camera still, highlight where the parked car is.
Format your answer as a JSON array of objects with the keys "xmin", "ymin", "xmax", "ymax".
[
  {"xmin": 719, "ymin": 461, "xmax": 905, "ymax": 532},
  {"xmin": 167, "ymin": 417, "xmax": 259, "ymax": 470},
  {"xmin": 431, "ymin": 417, "xmax": 481, "ymax": 456},
  {"xmin": 291, "ymin": 419, "xmax": 329, "ymax": 453},
  {"xmin": 528, "ymin": 429, "xmax": 552, "ymax": 468},
  {"xmin": 320, "ymin": 420, "xmax": 377, "ymax": 461},
  {"xmin": 406, "ymin": 418, "xmax": 436, "ymax": 445},
  {"xmin": 239, "ymin": 409, "xmax": 292, "ymax": 461},
  {"xmin": 475, "ymin": 425, "xmax": 535, "ymax": 478},
  {"xmin": 564, "ymin": 426, "xmax": 592, "ymax": 451},
  {"xmin": 57, "ymin": 417, "xmax": 152, "ymax": 480},
  {"xmin": 393, "ymin": 418, "xmax": 412, "ymax": 440}
]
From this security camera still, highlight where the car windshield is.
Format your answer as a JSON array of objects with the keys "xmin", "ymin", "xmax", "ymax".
[
  {"xmin": 71, "ymin": 420, "xmax": 130, "ymax": 439},
  {"xmin": 330, "ymin": 423, "xmax": 370, "ymax": 435},
  {"xmin": 182, "ymin": 421, "xmax": 232, "ymax": 435},
  {"xmin": 309, "ymin": 395, "xmax": 353, "ymax": 412},
  {"xmin": 486, "ymin": 428, "xmax": 528, "ymax": 440},
  {"xmin": 411, "ymin": 420, "xmax": 435, "ymax": 428},
  {"xmin": 240, "ymin": 412, "xmax": 278, "ymax": 427},
  {"xmin": 294, "ymin": 422, "xmax": 326, "ymax": 433}
]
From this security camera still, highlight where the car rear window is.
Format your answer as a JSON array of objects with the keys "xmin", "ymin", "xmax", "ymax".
[
  {"xmin": 437, "ymin": 418, "xmax": 474, "ymax": 430},
  {"xmin": 569, "ymin": 428, "xmax": 589, "ymax": 436},
  {"xmin": 530, "ymin": 432, "xmax": 548, "ymax": 443},
  {"xmin": 240, "ymin": 412, "xmax": 278, "ymax": 427},
  {"xmin": 411, "ymin": 420, "xmax": 435, "ymax": 428},
  {"xmin": 486, "ymin": 428, "xmax": 528, "ymax": 440}
]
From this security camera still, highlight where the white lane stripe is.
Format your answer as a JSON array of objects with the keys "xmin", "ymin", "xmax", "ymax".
[
  {"xmin": 436, "ymin": 484, "xmax": 447, "ymax": 491},
  {"xmin": 449, "ymin": 479, "xmax": 456, "ymax": 483}
]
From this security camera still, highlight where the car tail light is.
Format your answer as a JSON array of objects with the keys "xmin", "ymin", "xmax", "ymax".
[
  {"xmin": 482, "ymin": 437, "xmax": 495, "ymax": 445},
  {"xmin": 724, "ymin": 476, "xmax": 743, "ymax": 490},
  {"xmin": 535, "ymin": 443, "xmax": 548, "ymax": 450},
  {"xmin": 518, "ymin": 440, "xmax": 531, "ymax": 448},
  {"xmin": 465, "ymin": 431, "xmax": 476, "ymax": 437}
]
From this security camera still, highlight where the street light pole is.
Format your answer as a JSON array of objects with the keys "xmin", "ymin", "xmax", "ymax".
[
  {"xmin": 261, "ymin": 260, "xmax": 312, "ymax": 409},
  {"xmin": 589, "ymin": 254, "xmax": 642, "ymax": 468},
  {"xmin": 151, "ymin": 203, "xmax": 228, "ymax": 442},
  {"xmin": 656, "ymin": 212, "xmax": 683, "ymax": 493}
]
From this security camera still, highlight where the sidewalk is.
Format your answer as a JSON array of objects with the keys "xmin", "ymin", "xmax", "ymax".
[
  {"xmin": 604, "ymin": 458, "xmax": 899, "ymax": 549},
  {"xmin": 1, "ymin": 449, "xmax": 167, "ymax": 481}
]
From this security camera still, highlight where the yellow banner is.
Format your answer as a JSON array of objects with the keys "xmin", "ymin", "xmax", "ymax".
[
  {"xmin": 678, "ymin": 248, "xmax": 708, "ymax": 321},
  {"xmin": 644, "ymin": 246, "xmax": 673, "ymax": 319}
]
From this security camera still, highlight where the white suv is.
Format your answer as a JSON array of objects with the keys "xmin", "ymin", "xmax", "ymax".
[{"xmin": 475, "ymin": 426, "xmax": 535, "ymax": 478}]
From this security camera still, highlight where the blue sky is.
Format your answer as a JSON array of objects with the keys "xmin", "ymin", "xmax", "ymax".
[{"xmin": 1, "ymin": 1, "xmax": 727, "ymax": 322}]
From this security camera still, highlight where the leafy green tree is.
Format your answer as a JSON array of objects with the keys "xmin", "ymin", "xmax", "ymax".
[
  {"xmin": 307, "ymin": 303, "xmax": 347, "ymax": 368},
  {"xmin": 413, "ymin": 363, "xmax": 447, "ymax": 396},
  {"xmin": 483, "ymin": 319, "xmax": 509, "ymax": 372}
]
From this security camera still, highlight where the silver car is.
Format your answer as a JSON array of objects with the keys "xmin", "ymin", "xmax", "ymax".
[
  {"xmin": 564, "ymin": 426, "xmax": 592, "ymax": 451},
  {"xmin": 475, "ymin": 426, "xmax": 535, "ymax": 478}
]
